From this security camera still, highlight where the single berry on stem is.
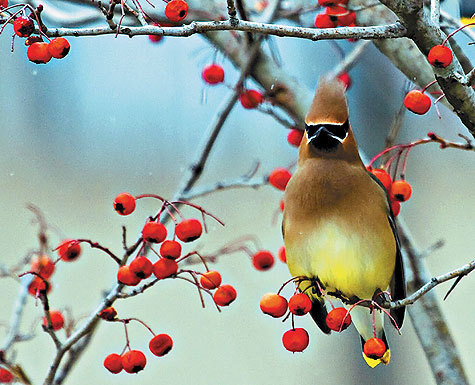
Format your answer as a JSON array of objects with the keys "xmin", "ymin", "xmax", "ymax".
[
  {"xmin": 28, "ymin": 276, "xmax": 50, "ymax": 296},
  {"xmin": 117, "ymin": 265, "xmax": 141, "ymax": 286},
  {"xmin": 13, "ymin": 16, "xmax": 35, "ymax": 37},
  {"xmin": 390, "ymin": 180, "xmax": 412, "ymax": 202},
  {"xmin": 57, "ymin": 239, "xmax": 81, "ymax": 262},
  {"xmin": 42, "ymin": 310, "xmax": 64, "ymax": 331},
  {"xmin": 113, "ymin": 192, "xmax": 136, "ymax": 215},
  {"xmin": 259, "ymin": 293, "xmax": 288, "ymax": 318},
  {"xmin": 428, "ymin": 45, "xmax": 453, "ymax": 68},
  {"xmin": 200, "ymin": 270, "xmax": 222, "ymax": 289},
  {"xmin": 404, "ymin": 90, "xmax": 431, "ymax": 115},
  {"xmin": 175, "ymin": 218, "xmax": 202, "ymax": 242},
  {"xmin": 287, "ymin": 129, "xmax": 304, "ymax": 147},
  {"xmin": 165, "ymin": 0, "xmax": 188, "ymax": 22},
  {"xmin": 27, "ymin": 42, "xmax": 52, "ymax": 64},
  {"xmin": 104, "ymin": 353, "xmax": 123, "ymax": 374},
  {"xmin": 288, "ymin": 293, "xmax": 312, "ymax": 316},
  {"xmin": 201, "ymin": 64, "xmax": 225, "ymax": 85},
  {"xmin": 239, "ymin": 89, "xmax": 263, "ymax": 109},
  {"xmin": 30, "ymin": 254, "xmax": 55, "ymax": 279},
  {"xmin": 129, "ymin": 256, "xmax": 153, "ymax": 279},
  {"xmin": 142, "ymin": 221, "xmax": 167, "ymax": 243},
  {"xmin": 370, "ymin": 169, "xmax": 392, "ymax": 192},
  {"xmin": 149, "ymin": 334, "xmax": 173, "ymax": 356},
  {"xmin": 363, "ymin": 337, "xmax": 386, "ymax": 359},
  {"xmin": 48, "ymin": 37, "xmax": 70, "ymax": 59},
  {"xmin": 252, "ymin": 250, "xmax": 275, "ymax": 271},
  {"xmin": 282, "ymin": 328, "xmax": 309, "ymax": 352},
  {"xmin": 268, "ymin": 168, "xmax": 292, "ymax": 191},
  {"xmin": 325, "ymin": 307, "xmax": 352, "ymax": 332},
  {"xmin": 121, "ymin": 350, "xmax": 147, "ymax": 373},
  {"xmin": 160, "ymin": 240, "xmax": 182, "ymax": 259},
  {"xmin": 213, "ymin": 284, "xmax": 237, "ymax": 306}
]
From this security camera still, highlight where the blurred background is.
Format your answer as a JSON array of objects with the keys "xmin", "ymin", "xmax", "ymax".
[{"xmin": 0, "ymin": 1, "xmax": 474, "ymax": 384}]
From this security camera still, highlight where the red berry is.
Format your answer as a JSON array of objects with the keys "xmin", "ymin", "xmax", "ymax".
[
  {"xmin": 104, "ymin": 353, "xmax": 123, "ymax": 374},
  {"xmin": 121, "ymin": 350, "xmax": 146, "ymax": 374},
  {"xmin": 268, "ymin": 168, "xmax": 291, "ymax": 191},
  {"xmin": 27, "ymin": 42, "xmax": 52, "ymax": 64},
  {"xmin": 42, "ymin": 310, "xmax": 64, "ymax": 331},
  {"xmin": 57, "ymin": 239, "xmax": 81, "ymax": 262},
  {"xmin": 0, "ymin": 0, "xmax": 8, "ymax": 8},
  {"xmin": 337, "ymin": 71, "xmax": 352, "ymax": 89},
  {"xmin": 175, "ymin": 218, "xmax": 202, "ymax": 242},
  {"xmin": 13, "ymin": 16, "xmax": 35, "ymax": 37},
  {"xmin": 99, "ymin": 306, "xmax": 117, "ymax": 321},
  {"xmin": 259, "ymin": 293, "xmax": 288, "ymax": 318},
  {"xmin": 252, "ymin": 250, "xmax": 275, "ymax": 271},
  {"xmin": 0, "ymin": 368, "xmax": 13, "ymax": 383},
  {"xmin": 371, "ymin": 169, "xmax": 392, "ymax": 192},
  {"xmin": 48, "ymin": 37, "xmax": 70, "ymax": 59},
  {"xmin": 279, "ymin": 199, "xmax": 284, "ymax": 212},
  {"xmin": 160, "ymin": 240, "xmax": 182, "ymax": 259},
  {"xmin": 390, "ymin": 180, "xmax": 412, "ymax": 202},
  {"xmin": 213, "ymin": 284, "xmax": 237, "ymax": 306},
  {"xmin": 117, "ymin": 265, "xmax": 141, "ymax": 286},
  {"xmin": 129, "ymin": 256, "xmax": 153, "ymax": 279},
  {"xmin": 287, "ymin": 129, "xmax": 304, "ymax": 147},
  {"xmin": 277, "ymin": 245, "xmax": 286, "ymax": 263},
  {"xmin": 149, "ymin": 334, "xmax": 173, "ymax": 356},
  {"xmin": 113, "ymin": 192, "xmax": 136, "ymax": 215},
  {"xmin": 200, "ymin": 270, "xmax": 222, "ymax": 289},
  {"xmin": 142, "ymin": 221, "xmax": 167, "ymax": 243},
  {"xmin": 288, "ymin": 293, "xmax": 312, "ymax": 316},
  {"xmin": 314, "ymin": 13, "xmax": 337, "ymax": 28},
  {"xmin": 391, "ymin": 199, "xmax": 401, "ymax": 216},
  {"xmin": 325, "ymin": 307, "xmax": 352, "ymax": 331},
  {"xmin": 201, "ymin": 64, "xmax": 225, "ymax": 85},
  {"xmin": 336, "ymin": 10, "xmax": 356, "ymax": 26},
  {"xmin": 165, "ymin": 0, "xmax": 188, "ymax": 22},
  {"xmin": 428, "ymin": 45, "xmax": 453, "ymax": 68},
  {"xmin": 30, "ymin": 254, "xmax": 55, "ymax": 279},
  {"xmin": 404, "ymin": 90, "xmax": 431, "ymax": 115},
  {"xmin": 363, "ymin": 337, "xmax": 386, "ymax": 359},
  {"xmin": 153, "ymin": 258, "xmax": 178, "ymax": 279},
  {"xmin": 28, "ymin": 276, "xmax": 50, "ymax": 296},
  {"xmin": 239, "ymin": 89, "xmax": 263, "ymax": 109},
  {"xmin": 282, "ymin": 328, "xmax": 309, "ymax": 352}
]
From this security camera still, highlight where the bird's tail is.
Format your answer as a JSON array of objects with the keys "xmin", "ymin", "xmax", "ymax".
[{"xmin": 351, "ymin": 306, "xmax": 391, "ymax": 368}]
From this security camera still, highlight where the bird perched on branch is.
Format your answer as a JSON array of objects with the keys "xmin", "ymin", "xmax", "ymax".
[{"xmin": 282, "ymin": 76, "xmax": 405, "ymax": 367}]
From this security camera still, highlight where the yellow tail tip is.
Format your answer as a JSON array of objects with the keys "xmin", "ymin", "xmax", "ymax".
[{"xmin": 362, "ymin": 349, "xmax": 391, "ymax": 368}]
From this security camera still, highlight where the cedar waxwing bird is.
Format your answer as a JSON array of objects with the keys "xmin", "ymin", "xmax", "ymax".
[{"xmin": 282, "ymin": 76, "xmax": 405, "ymax": 367}]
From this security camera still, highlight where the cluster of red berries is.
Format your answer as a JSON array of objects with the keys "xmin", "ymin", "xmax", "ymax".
[
  {"xmin": 113, "ymin": 192, "xmax": 237, "ymax": 306},
  {"xmin": 368, "ymin": 168, "xmax": 412, "ymax": 216},
  {"xmin": 27, "ymin": 239, "xmax": 81, "ymax": 297},
  {"xmin": 314, "ymin": 0, "xmax": 356, "ymax": 29},
  {"xmin": 0, "ymin": 368, "xmax": 14, "ymax": 383},
  {"xmin": 10, "ymin": 15, "xmax": 70, "ymax": 64},
  {"xmin": 200, "ymin": 63, "xmax": 264, "ymax": 109}
]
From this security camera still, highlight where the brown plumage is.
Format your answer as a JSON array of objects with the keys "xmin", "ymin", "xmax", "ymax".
[{"xmin": 282, "ymin": 76, "xmax": 405, "ymax": 367}]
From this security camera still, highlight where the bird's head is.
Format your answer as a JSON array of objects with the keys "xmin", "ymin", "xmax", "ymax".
[{"xmin": 301, "ymin": 76, "xmax": 361, "ymax": 163}]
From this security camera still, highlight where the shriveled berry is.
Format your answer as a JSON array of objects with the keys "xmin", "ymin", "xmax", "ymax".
[
  {"xmin": 48, "ymin": 37, "xmax": 70, "ymax": 59},
  {"xmin": 153, "ymin": 258, "xmax": 178, "ymax": 279},
  {"xmin": 104, "ymin": 353, "xmax": 123, "ymax": 374},
  {"xmin": 259, "ymin": 293, "xmax": 288, "ymax": 318},
  {"xmin": 99, "ymin": 306, "xmax": 117, "ymax": 321},
  {"xmin": 239, "ymin": 89, "xmax": 263, "ymax": 109},
  {"xmin": 129, "ymin": 256, "xmax": 153, "ymax": 279},
  {"xmin": 314, "ymin": 13, "xmax": 337, "ymax": 28},
  {"xmin": 30, "ymin": 254, "xmax": 55, "ymax": 279},
  {"xmin": 404, "ymin": 90, "xmax": 431, "ymax": 115},
  {"xmin": 337, "ymin": 71, "xmax": 352, "ymax": 89},
  {"xmin": 391, "ymin": 180, "xmax": 412, "ymax": 202},
  {"xmin": 175, "ymin": 218, "xmax": 202, "ymax": 242},
  {"xmin": 160, "ymin": 240, "xmax": 182, "ymax": 259},
  {"xmin": 117, "ymin": 265, "xmax": 141, "ymax": 286},
  {"xmin": 165, "ymin": 0, "xmax": 188, "ymax": 23},
  {"xmin": 282, "ymin": 328, "xmax": 309, "ymax": 352},
  {"xmin": 142, "ymin": 221, "xmax": 167, "ymax": 243},
  {"xmin": 0, "ymin": 368, "xmax": 13, "ymax": 383},
  {"xmin": 13, "ymin": 16, "xmax": 35, "ymax": 37},
  {"xmin": 149, "ymin": 334, "xmax": 173, "ymax": 356},
  {"xmin": 268, "ymin": 168, "xmax": 291, "ymax": 191},
  {"xmin": 288, "ymin": 293, "xmax": 312, "ymax": 316},
  {"xmin": 371, "ymin": 169, "xmax": 392, "ymax": 192},
  {"xmin": 121, "ymin": 350, "xmax": 146, "ymax": 374},
  {"xmin": 287, "ymin": 129, "xmax": 303, "ymax": 147},
  {"xmin": 213, "ymin": 284, "xmax": 237, "ymax": 306},
  {"xmin": 200, "ymin": 270, "xmax": 222, "ymax": 289},
  {"xmin": 428, "ymin": 45, "xmax": 453, "ymax": 68},
  {"xmin": 277, "ymin": 245, "xmax": 286, "ymax": 263},
  {"xmin": 57, "ymin": 239, "xmax": 81, "ymax": 262},
  {"xmin": 113, "ymin": 192, "xmax": 136, "ymax": 215},
  {"xmin": 27, "ymin": 42, "xmax": 52, "ymax": 64},
  {"xmin": 28, "ymin": 276, "xmax": 50, "ymax": 296},
  {"xmin": 252, "ymin": 250, "xmax": 275, "ymax": 271},
  {"xmin": 325, "ymin": 307, "xmax": 352, "ymax": 332},
  {"xmin": 201, "ymin": 64, "xmax": 225, "ymax": 85},
  {"xmin": 42, "ymin": 310, "xmax": 64, "ymax": 331},
  {"xmin": 363, "ymin": 337, "xmax": 386, "ymax": 359},
  {"xmin": 25, "ymin": 36, "xmax": 43, "ymax": 46}
]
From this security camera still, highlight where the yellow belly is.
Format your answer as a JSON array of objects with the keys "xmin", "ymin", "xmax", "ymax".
[{"xmin": 286, "ymin": 221, "xmax": 395, "ymax": 300}]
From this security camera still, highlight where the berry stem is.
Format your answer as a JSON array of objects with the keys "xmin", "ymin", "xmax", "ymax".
[
  {"xmin": 442, "ymin": 22, "xmax": 475, "ymax": 46},
  {"xmin": 421, "ymin": 79, "xmax": 438, "ymax": 94},
  {"xmin": 71, "ymin": 239, "xmax": 121, "ymax": 265}
]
